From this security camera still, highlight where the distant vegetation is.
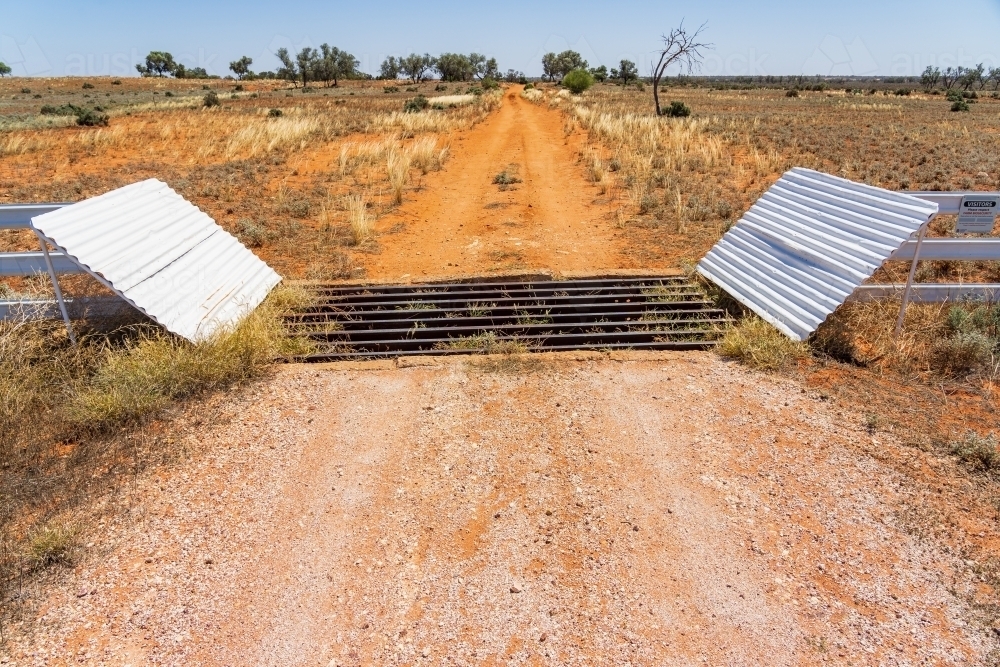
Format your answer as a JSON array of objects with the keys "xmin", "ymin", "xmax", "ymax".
[
  {"xmin": 135, "ymin": 51, "xmax": 217, "ymax": 79},
  {"xmin": 0, "ymin": 61, "xmax": 12, "ymax": 77},
  {"xmin": 276, "ymin": 44, "xmax": 361, "ymax": 87},
  {"xmin": 378, "ymin": 52, "xmax": 499, "ymax": 83}
]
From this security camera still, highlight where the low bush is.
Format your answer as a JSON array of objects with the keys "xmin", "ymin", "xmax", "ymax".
[
  {"xmin": 203, "ymin": 91, "xmax": 220, "ymax": 108},
  {"xmin": 41, "ymin": 103, "xmax": 108, "ymax": 126},
  {"xmin": 718, "ymin": 316, "xmax": 808, "ymax": 371},
  {"xmin": 562, "ymin": 68, "xmax": 594, "ymax": 94},
  {"xmin": 164, "ymin": 91, "xmax": 174, "ymax": 97},
  {"xmin": 75, "ymin": 108, "xmax": 109, "ymax": 126},
  {"xmin": 785, "ymin": 89, "xmax": 799, "ymax": 97},
  {"xmin": 951, "ymin": 99, "xmax": 970, "ymax": 112},
  {"xmin": 894, "ymin": 88, "xmax": 911, "ymax": 96},
  {"xmin": 929, "ymin": 304, "xmax": 999, "ymax": 375},
  {"xmin": 434, "ymin": 83, "xmax": 447, "ymax": 92},
  {"xmin": 383, "ymin": 86, "xmax": 398, "ymax": 93},
  {"xmin": 663, "ymin": 100, "xmax": 691, "ymax": 117},
  {"xmin": 20, "ymin": 87, "xmax": 30, "ymax": 94},
  {"xmin": 482, "ymin": 77, "xmax": 499, "ymax": 90},
  {"xmin": 403, "ymin": 95, "xmax": 429, "ymax": 113},
  {"xmin": 523, "ymin": 82, "xmax": 534, "ymax": 90},
  {"xmin": 951, "ymin": 431, "xmax": 1000, "ymax": 470},
  {"xmin": 268, "ymin": 108, "xmax": 282, "ymax": 117},
  {"xmin": 111, "ymin": 79, "xmax": 122, "ymax": 85},
  {"xmin": 236, "ymin": 218, "xmax": 268, "ymax": 247},
  {"xmin": 82, "ymin": 82, "xmax": 94, "ymax": 89}
]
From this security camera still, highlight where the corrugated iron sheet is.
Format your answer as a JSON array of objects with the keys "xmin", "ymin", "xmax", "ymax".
[
  {"xmin": 697, "ymin": 168, "xmax": 938, "ymax": 341},
  {"xmin": 30, "ymin": 179, "xmax": 281, "ymax": 342}
]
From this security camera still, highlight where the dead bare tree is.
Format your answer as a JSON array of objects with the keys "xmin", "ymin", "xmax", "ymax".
[{"xmin": 651, "ymin": 22, "xmax": 711, "ymax": 116}]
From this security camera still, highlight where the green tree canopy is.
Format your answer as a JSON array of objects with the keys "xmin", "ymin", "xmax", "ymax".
[
  {"xmin": 380, "ymin": 55, "xmax": 401, "ymax": 80},
  {"xmin": 0, "ymin": 62, "xmax": 11, "ymax": 77},
  {"xmin": 435, "ymin": 53, "xmax": 475, "ymax": 82},
  {"xmin": 400, "ymin": 53, "xmax": 436, "ymax": 83},
  {"xmin": 229, "ymin": 56, "xmax": 253, "ymax": 80},
  {"xmin": 135, "ymin": 51, "xmax": 178, "ymax": 77},
  {"xmin": 315, "ymin": 44, "xmax": 358, "ymax": 86}
]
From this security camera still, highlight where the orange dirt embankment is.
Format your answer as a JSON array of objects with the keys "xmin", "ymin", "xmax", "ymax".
[{"xmin": 362, "ymin": 87, "xmax": 651, "ymax": 281}]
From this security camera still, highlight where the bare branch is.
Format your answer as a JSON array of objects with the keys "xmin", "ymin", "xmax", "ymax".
[{"xmin": 650, "ymin": 21, "xmax": 712, "ymax": 116}]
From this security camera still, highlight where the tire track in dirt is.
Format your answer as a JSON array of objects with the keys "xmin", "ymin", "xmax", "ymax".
[{"xmin": 364, "ymin": 87, "xmax": 644, "ymax": 281}]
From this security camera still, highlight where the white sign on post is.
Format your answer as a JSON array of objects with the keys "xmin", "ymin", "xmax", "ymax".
[{"xmin": 956, "ymin": 195, "xmax": 1000, "ymax": 234}]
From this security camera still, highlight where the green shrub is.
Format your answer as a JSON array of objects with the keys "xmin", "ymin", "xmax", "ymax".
[
  {"xmin": 664, "ymin": 100, "xmax": 691, "ymax": 117},
  {"xmin": 785, "ymin": 89, "xmax": 799, "ymax": 97},
  {"xmin": 234, "ymin": 84, "xmax": 244, "ymax": 92},
  {"xmin": 434, "ymin": 83, "xmax": 447, "ymax": 92},
  {"xmin": 82, "ymin": 82, "xmax": 94, "ymax": 89},
  {"xmin": 164, "ymin": 91, "xmax": 174, "ymax": 97},
  {"xmin": 403, "ymin": 95, "xmax": 429, "ymax": 113},
  {"xmin": 894, "ymin": 88, "xmax": 911, "ymax": 96},
  {"xmin": 236, "ymin": 218, "xmax": 268, "ymax": 247},
  {"xmin": 931, "ymin": 331, "xmax": 992, "ymax": 375},
  {"xmin": 718, "ymin": 317, "xmax": 808, "ymax": 371},
  {"xmin": 203, "ymin": 91, "xmax": 220, "ymax": 107},
  {"xmin": 562, "ymin": 68, "xmax": 594, "ymax": 94},
  {"xmin": 75, "ymin": 108, "xmax": 109, "ymax": 126},
  {"xmin": 951, "ymin": 431, "xmax": 1000, "ymax": 470},
  {"xmin": 20, "ymin": 87, "xmax": 30, "ymax": 94},
  {"xmin": 523, "ymin": 82, "xmax": 534, "ymax": 90},
  {"xmin": 383, "ymin": 86, "xmax": 398, "ymax": 93},
  {"xmin": 482, "ymin": 77, "xmax": 499, "ymax": 90},
  {"xmin": 268, "ymin": 108, "xmax": 282, "ymax": 118},
  {"xmin": 111, "ymin": 79, "xmax": 122, "ymax": 85},
  {"xmin": 951, "ymin": 99, "xmax": 970, "ymax": 112}
]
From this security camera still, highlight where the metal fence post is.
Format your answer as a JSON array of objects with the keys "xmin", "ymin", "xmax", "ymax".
[
  {"xmin": 33, "ymin": 231, "xmax": 76, "ymax": 345},
  {"xmin": 893, "ymin": 223, "xmax": 928, "ymax": 340}
]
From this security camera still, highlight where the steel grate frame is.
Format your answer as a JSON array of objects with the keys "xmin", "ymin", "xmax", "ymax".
[{"xmin": 286, "ymin": 276, "xmax": 731, "ymax": 361}]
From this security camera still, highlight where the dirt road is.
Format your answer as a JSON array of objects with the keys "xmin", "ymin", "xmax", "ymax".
[
  {"xmin": 364, "ymin": 87, "xmax": 640, "ymax": 281},
  {"xmin": 7, "ymin": 354, "xmax": 989, "ymax": 665}
]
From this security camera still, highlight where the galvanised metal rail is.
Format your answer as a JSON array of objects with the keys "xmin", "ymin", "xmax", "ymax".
[
  {"xmin": 288, "ymin": 277, "xmax": 731, "ymax": 361},
  {"xmin": 0, "ymin": 203, "xmax": 78, "ymax": 342}
]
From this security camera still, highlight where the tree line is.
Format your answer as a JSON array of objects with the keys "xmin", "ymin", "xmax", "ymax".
[
  {"xmin": 540, "ymin": 50, "xmax": 640, "ymax": 86},
  {"xmin": 920, "ymin": 64, "xmax": 1000, "ymax": 92}
]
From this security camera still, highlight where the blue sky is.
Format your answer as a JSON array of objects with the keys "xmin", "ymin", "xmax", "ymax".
[{"xmin": 3, "ymin": 0, "xmax": 1000, "ymax": 78}]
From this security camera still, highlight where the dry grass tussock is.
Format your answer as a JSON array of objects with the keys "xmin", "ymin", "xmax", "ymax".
[
  {"xmin": 718, "ymin": 316, "xmax": 808, "ymax": 371},
  {"xmin": 429, "ymin": 94, "xmax": 477, "ymax": 107},
  {"xmin": 0, "ymin": 286, "xmax": 312, "ymax": 607},
  {"xmin": 345, "ymin": 193, "xmax": 373, "ymax": 244}
]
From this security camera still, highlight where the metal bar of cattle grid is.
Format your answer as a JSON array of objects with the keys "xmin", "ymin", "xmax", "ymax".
[{"xmin": 289, "ymin": 276, "xmax": 729, "ymax": 360}]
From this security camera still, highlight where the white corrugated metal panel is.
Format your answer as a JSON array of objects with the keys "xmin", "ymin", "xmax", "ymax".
[
  {"xmin": 697, "ymin": 168, "xmax": 938, "ymax": 341},
  {"xmin": 30, "ymin": 179, "xmax": 281, "ymax": 342}
]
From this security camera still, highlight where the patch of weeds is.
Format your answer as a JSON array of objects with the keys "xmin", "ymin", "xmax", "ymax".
[
  {"xmin": 467, "ymin": 302, "xmax": 495, "ymax": 318},
  {"xmin": 235, "ymin": 218, "xmax": 269, "ymax": 247},
  {"xmin": 493, "ymin": 165, "xmax": 522, "ymax": 189},
  {"xmin": 397, "ymin": 301, "xmax": 437, "ymax": 311},
  {"xmin": 203, "ymin": 91, "xmax": 220, "ymax": 108},
  {"xmin": 951, "ymin": 431, "xmax": 1000, "ymax": 471},
  {"xmin": 436, "ymin": 331, "xmax": 529, "ymax": 355},
  {"xmin": 717, "ymin": 317, "xmax": 808, "ymax": 371},
  {"xmin": 28, "ymin": 522, "xmax": 79, "ymax": 569},
  {"xmin": 516, "ymin": 310, "xmax": 553, "ymax": 325},
  {"xmin": 863, "ymin": 413, "xmax": 881, "ymax": 435}
]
